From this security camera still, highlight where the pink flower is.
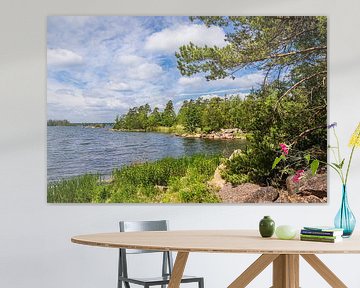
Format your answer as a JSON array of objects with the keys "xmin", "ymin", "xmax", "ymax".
[
  {"xmin": 279, "ymin": 143, "xmax": 289, "ymax": 155},
  {"xmin": 292, "ymin": 170, "xmax": 305, "ymax": 183}
]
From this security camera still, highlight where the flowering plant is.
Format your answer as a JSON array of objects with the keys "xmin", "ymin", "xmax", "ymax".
[
  {"xmin": 272, "ymin": 122, "xmax": 360, "ymax": 186},
  {"xmin": 272, "ymin": 142, "xmax": 319, "ymax": 184},
  {"xmin": 327, "ymin": 122, "xmax": 360, "ymax": 186}
]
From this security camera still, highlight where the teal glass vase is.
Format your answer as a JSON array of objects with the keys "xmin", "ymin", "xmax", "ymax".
[{"xmin": 334, "ymin": 185, "xmax": 356, "ymax": 237}]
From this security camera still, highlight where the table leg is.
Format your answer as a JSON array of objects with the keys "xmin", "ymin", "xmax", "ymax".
[
  {"xmin": 301, "ymin": 254, "xmax": 347, "ymax": 288},
  {"xmin": 228, "ymin": 254, "xmax": 279, "ymax": 288},
  {"xmin": 168, "ymin": 252, "xmax": 189, "ymax": 288},
  {"xmin": 272, "ymin": 254, "xmax": 299, "ymax": 288},
  {"xmin": 228, "ymin": 253, "xmax": 348, "ymax": 288}
]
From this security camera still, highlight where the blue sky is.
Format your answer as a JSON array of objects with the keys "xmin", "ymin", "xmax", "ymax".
[{"xmin": 47, "ymin": 16, "xmax": 264, "ymax": 123}]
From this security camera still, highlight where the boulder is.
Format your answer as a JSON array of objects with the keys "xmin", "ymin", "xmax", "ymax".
[
  {"xmin": 221, "ymin": 128, "xmax": 242, "ymax": 134},
  {"xmin": 229, "ymin": 149, "xmax": 243, "ymax": 160},
  {"xmin": 208, "ymin": 164, "xmax": 227, "ymax": 190},
  {"xmin": 286, "ymin": 172, "xmax": 327, "ymax": 198},
  {"xmin": 218, "ymin": 183, "xmax": 279, "ymax": 203},
  {"xmin": 276, "ymin": 190, "xmax": 327, "ymax": 203}
]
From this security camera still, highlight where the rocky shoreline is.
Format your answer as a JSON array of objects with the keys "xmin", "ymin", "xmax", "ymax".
[
  {"xmin": 213, "ymin": 173, "xmax": 327, "ymax": 203},
  {"xmin": 209, "ymin": 153, "xmax": 327, "ymax": 204},
  {"xmin": 111, "ymin": 127, "xmax": 247, "ymax": 140},
  {"xmin": 179, "ymin": 128, "xmax": 246, "ymax": 139}
]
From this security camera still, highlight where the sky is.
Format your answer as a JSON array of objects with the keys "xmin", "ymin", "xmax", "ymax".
[{"xmin": 47, "ymin": 16, "xmax": 264, "ymax": 123}]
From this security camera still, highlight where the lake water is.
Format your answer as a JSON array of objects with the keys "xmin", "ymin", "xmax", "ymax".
[{"xmin": 47, "ymin": 126, "xmax": 245, "ymax": 181}]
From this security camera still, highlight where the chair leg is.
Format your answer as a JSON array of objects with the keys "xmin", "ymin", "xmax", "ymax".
[{"xmin": 199, "ymin": 278, "xmax": 204, "ymax": 288}]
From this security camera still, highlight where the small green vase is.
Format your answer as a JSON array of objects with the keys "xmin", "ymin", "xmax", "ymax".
[{"xmin": 259, "ymin": 216, "xmax": 275, "ymax": 237}]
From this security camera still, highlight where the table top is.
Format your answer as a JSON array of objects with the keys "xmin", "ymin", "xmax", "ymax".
[{"xmin": 71, "ymin": 230, "xmax": 360, "ymax": 254}]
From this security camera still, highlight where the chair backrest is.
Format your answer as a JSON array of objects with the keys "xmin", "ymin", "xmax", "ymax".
[
  {"xmin": 118, "ymin": 220, "xmax": 174, "ymax": 282},
  {"xmin": 120, "ymin": 220, "xmax": 168, "ymax": 232},
  {"xmin": 119, "ymin": 220, "xmax": 168, "ymax": 254}
]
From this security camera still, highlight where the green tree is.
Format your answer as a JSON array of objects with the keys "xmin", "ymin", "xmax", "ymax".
[
  {"xmin": 222, "ymin": 95, "xmax": 244, "ymax": 129},
  {"xmin": 176, "ymin": 100, "xmax": 189, "ymax": 126},
  {"xmin": 138, "ymin": 104, "xmax": 151, "ymax": 129},
  {"xmin": 176, "ymin": 16, "xmax": 327, "ymax": 186},
  {"xmin": 202, "ymin": 97, "xmax": 225, "ymax": 132},
  {"xmin": 113, "ymin": 104, "xmax": 151, "ymax": 130},
  {"xmin": 176, "ymin": 16, "xmax": 326, "ymax": 82},
  {"xmin": 162, "ymin": 100, "xmax": 176, "ymax": 127},
  {"xmin": 148, "ymin": 107, "xmax": 162, "ymax": 128},
  {"xmin": 183, "ymin": 99, "xmax": 202, "ymax": 132}
]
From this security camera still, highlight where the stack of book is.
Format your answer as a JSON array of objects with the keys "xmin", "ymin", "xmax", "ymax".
[{"xmin": 300, "ymin": 226, "xmax": 344, "ymax": 243}]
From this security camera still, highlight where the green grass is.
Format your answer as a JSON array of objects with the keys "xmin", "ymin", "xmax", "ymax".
[
  {"xmin": 47, "ymin": 154, "xmax": 221, "ymax": 203},
  {"xmin": 149, "ymin": 125, "xmax": 186, "ymax": 135},
  {"xmin": 47, "ymin": 174, "xmax": 102, "ymax": 203}
]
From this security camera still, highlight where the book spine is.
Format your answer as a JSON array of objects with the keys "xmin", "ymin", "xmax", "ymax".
[
  {"xmin": 300, "ymin": 234, "xmax": 337, "ymax": 240},
  {"xmin": 300, "ymin": 230, "xmax": 336, "ymax": 237},
  {"xmin": 300, "ymin": 237, "xmax": 337, "ymax": 243}
]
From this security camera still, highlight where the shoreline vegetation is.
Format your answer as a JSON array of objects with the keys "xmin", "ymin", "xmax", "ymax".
[
  {"xmin": 110, "ymin": 126, "xmax": 247, "ymax": 140},
  {"xmin": 48, "ymin": 154, "xmax": 222, "ymax": 203}
]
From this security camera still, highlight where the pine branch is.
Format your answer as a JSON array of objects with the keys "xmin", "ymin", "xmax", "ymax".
[
  {"xmin": 273, "ymin": 70, "xmax": 327, "ymax": 111},
  {"xmin": 229, "ymin": 46, "xmax": 327, "ymax": 78},
  {"xmin": 290, "ymin": 124, "xmax": 328, "ymax": 147}
]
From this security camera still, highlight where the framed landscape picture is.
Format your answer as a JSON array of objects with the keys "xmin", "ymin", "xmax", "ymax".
[{"xmin": 47, "ymin": 16, "xmax": 327, "ymax": 203}]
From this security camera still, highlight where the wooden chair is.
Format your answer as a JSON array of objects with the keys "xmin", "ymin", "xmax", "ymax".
[{"xmin": 118, "ymin": 220, "xmax": 204, "ymax": 288}]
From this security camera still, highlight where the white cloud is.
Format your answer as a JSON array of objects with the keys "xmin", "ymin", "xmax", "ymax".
[
  {"xmin": 226, "ymin": 92, "xmax": 249, "ymax": 98},
  {"xmin": 128, "ymin": 63, "xmax": 163, "ymax": 80},
  {"xmin": 144, "ymin": 24, "xmax": 226, "ymax": 53},
  {"xmin": 105, "ymin": 81, "xmax": 131, "ymax": 91},
  {"xmin": 197, "ymin": 94, "xmax": 223, "ymax": 100},
  {"xmin": 178, "ymin": 72, "xmax": 264, "ymax": 94},
  {"xmin": 114, "ymin": 53, "xmax": 163, "ymax": 80},
  {"xmin": 116, "ymin": 54, "xmax": 145, "ymax": 65},
  {"xmin": 216, "ymin": 73, "xmax": 265, "ymax": 88},
  {"xmin": 48, "ymin": 90, "xmax": 86, "ymax": 110},
  {"xmin": 47, "ymin": 48, "xmax": 83, "ymax": 66},
  {"xmin": 178, "ymin": 76, "xmax": 202, "ymax": 86},
  {"xmin": 106, "ymin": 98, "xmax": 128, "ymax": 109}
]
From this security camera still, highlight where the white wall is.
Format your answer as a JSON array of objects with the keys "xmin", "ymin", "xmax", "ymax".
[{"xmin": 1, "ymin": 0, "xmax": 360, "ymax": 287}]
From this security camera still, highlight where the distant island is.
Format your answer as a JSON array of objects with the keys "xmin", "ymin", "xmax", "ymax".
[
  {"xmin": 47, "ymin": 119, "xmax": 112, "ymax": 128},
  {"xmin": 47, "ymin": 119, "xmax": 73, "ymax": 126}
]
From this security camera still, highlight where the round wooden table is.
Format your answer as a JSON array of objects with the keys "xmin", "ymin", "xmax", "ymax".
[{"xmin": 72, "ymin": 230, "xmax": 360, "ymax": 288}]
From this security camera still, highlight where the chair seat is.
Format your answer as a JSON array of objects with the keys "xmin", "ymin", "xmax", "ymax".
[{"xmin": 119, "ymin": 275, "xmax": 203, "ymax": 286}]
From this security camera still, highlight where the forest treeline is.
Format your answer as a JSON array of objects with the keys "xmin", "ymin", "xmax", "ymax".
[{"xmin": 113, "ymin": 95, "xmax": 256, "ymax": 133}]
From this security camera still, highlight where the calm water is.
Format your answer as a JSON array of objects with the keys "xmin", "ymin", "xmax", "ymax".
[{"xmin": 47, "ymin": 126, "xmax": 245, "ymax": 181}]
